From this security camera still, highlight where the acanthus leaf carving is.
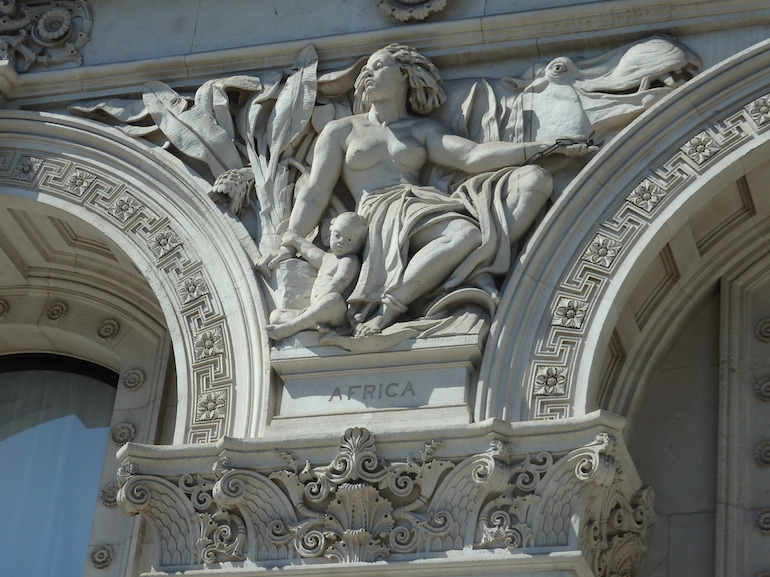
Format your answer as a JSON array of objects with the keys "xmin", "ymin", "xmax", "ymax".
[{"xmin": 118, "ymin": 428, "xmax": 653, "ymax": 575}]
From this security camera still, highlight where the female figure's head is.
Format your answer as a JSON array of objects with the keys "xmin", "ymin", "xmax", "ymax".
[{"xmin": 354, "ymin": 44, "xmax": 446, "ymax": 115}]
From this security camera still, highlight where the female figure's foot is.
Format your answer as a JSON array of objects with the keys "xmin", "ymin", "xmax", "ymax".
[{"xmin": 354, "ymin": 315, "xmax": 386, "ymax": 337}]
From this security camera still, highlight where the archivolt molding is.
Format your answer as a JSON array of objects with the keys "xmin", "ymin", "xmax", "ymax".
[
  {"xmin": 0, "ymin": 111, "xmax": 269, "ymax": 442},
  {"xmin": 117, "ymin": 418, "xmax": 652, "ymax": 575},
  {"xmin": 481, "ymin": 37, "xmax": 770, "ymax": 422}
]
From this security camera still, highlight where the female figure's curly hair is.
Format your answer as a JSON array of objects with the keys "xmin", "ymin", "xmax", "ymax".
[{"xmin": 354, "ymin": 44, "xmax": 446, "ymax": 115}]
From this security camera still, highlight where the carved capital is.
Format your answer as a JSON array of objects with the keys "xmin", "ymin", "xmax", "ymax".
[{"xmin": 117, "ymin": 427, "xmax": 653, "ymax": 574}]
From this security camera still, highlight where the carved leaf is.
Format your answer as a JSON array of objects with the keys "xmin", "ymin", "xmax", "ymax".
[
  {"xmin": 143, "ymin": 80, "xmax": 243, "ymax": 177},
  {"xmin": 194, "ymin": 75, "xmax": 264, "ymax": 142},
  {"xmin": 237, "ymin": 71, "xmax": 283, "ymax": 189},
  {"xmin": 214, "ymin": 469, "xmax": 299, "ymax": 561},
  {"xmin": 263, "ymin": 45, "xmax": 318, "ymax": 230},
  {"xmin": 69, "ymin": 97, "xmax": 154, "ymax": 123},
  {"xmin": 265, "ymin": 44, "xmax": 318, "ymax": 172},
  {"xmin": 426, "ymin": 450, "xmax": 509, "ymax": 550},
  {"xmin": 119, "ymin": 475, "xmax": 197, "ymax": 568}
]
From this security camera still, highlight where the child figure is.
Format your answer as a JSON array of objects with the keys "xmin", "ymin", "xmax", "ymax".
[{"xmin": 265, "ymin": 212, "xmax": 368, "ymax": 341}]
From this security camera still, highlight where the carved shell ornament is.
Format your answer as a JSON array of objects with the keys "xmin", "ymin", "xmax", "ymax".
[{"xmin": 375, "ymin": 0, "xmax": 447, "ymax": 22}]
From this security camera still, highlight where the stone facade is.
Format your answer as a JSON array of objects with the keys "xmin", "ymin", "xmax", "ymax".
[{"xmin": 0, "ymin": 2, "xmax": 769, "ymax": 576}]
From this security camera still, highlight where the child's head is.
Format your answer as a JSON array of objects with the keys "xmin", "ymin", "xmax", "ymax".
[{"xmin": 329, "ymin": 212, "xmax": 368, "ymax": 256}]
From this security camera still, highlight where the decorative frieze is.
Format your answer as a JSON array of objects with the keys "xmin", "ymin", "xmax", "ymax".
[
  {"xmin": 531, "ymin": 88, "xmax": 770, "ymax": 419},
  {"xmin": 0, "ymin": 137, "xmax": 238, "ymax": 442},
  {"xmin": 117, "ymin": 427, "xmax": 653, "ymax": 574}
]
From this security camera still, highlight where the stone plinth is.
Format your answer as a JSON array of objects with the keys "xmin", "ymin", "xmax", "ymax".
[{"xmin": 270, "ymin": 334, "xmax": 482, "ymax": 429}]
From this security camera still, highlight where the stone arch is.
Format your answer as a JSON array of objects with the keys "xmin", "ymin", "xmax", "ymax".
[
  {"xmin": 0, "ymin": 110, "xmax": 270, "ymax": 442},
  {"xmin": 479, "ymin": 37, "xmax": 770, "ymax": 422}
]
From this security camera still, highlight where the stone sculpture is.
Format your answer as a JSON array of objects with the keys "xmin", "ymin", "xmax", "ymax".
[
  {"xmin": 256, "ymin": 44, "xmax": 595, "ymax": 339},
  {"xmin": 265, "ymin": 212, "xmax": 368, "ymax": 340},
  {"xmin": 69, "ymin": 36, "xmax": 699, "ymax": 351}
]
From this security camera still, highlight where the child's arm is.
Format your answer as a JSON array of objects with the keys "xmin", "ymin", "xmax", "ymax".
[
  {"xmin": 281, "ymin": 231, "xmax": 326, "ymax": 269},
  {"xmin": 326, "ymin": 255, "xmax": 360, "ymax": 295}
]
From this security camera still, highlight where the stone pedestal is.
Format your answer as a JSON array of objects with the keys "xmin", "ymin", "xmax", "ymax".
[{"xmin": 270, "ymin": 334, "xmax": 482, "ymax": 430}]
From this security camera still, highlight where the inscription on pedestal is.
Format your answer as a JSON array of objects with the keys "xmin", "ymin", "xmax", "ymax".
[
  {"xmin": 328, "ymin": 381, "xmax": 416, "ymax": 402},
  {"xmin": 270, "ymin": 335, "xmax": 481, "ymax": 424}
]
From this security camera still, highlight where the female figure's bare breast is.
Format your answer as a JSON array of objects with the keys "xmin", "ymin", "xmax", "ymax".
[{"xmin": 341, "ymin": 116, "xmax": 428, "ymax": 195}]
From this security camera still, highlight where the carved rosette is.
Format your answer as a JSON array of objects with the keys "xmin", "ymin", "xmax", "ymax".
[
  {"xmin": 97, "ymin": 319, "xmax": 120, "ymax": 340},
  {"xmin": 756, "ymin": 318, "xmax": 770, "ymax": 342},
  {"xmin": 45, "ymin": 300, "xmax": 68, "ymax": 322},
  {"xmin": 111, "ymin": 422, "xmax": 136, "ymax": 445},
  {"xmin": 755, "ymin": 509, "xmax": 770, "ymax": 535},
  {"xmin": 100, "ymin": 482, "xmax": 120, "ymax": 507},
  {"xmin": 0, "ymin": 0, "xmax": 93, "ymax": 72},
  {"xmin": 89, "ymin": 544, "xmax": 113, "ymax": 569},
  {"xmin": 375, "ymin": 0, "xmax": 447, "ymax": 22},
  {"xmin": 120, "ymin": 368, "xmax": 146, "ymax": 391},
  {"xmin": 117, "ymin": 428, "xmax": 653, "ymax": 574},
  {"xmin": 755, "ymin": 377, "xmax": 770, "ymax": 402},
  {"xmin": 755, "ymin": 441, "xmax": 770, "ymax": 467},
  {"xmin": 12, "ymin": 156, "xmax": 43, "ymax": 181}
]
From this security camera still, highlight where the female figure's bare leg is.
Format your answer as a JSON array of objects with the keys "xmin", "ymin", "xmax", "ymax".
[{"xmin": 355, "ymin": 219, "xmax": 482, "ymax": 336}]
